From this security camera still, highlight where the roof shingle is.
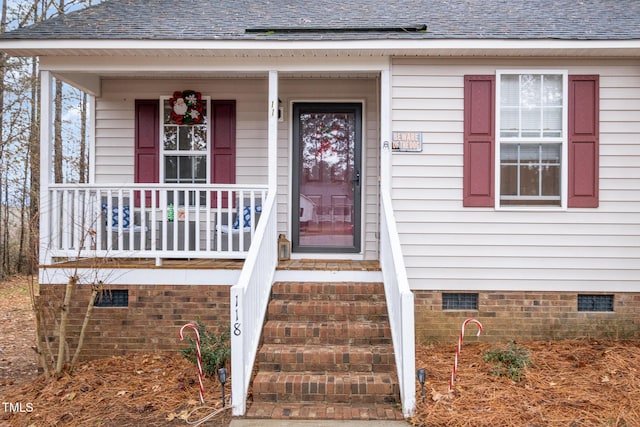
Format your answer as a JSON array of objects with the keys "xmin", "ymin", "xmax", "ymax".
[{"xmin": 2, "ymin": 0, "xmax": 640, "ymax": 41}]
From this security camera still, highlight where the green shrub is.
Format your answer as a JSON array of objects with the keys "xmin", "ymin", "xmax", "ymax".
[
  {"xmin": 180, "ymin": 320, "xmax": 230, "ymax": 377},
  {"xmin": 483, "ymin": 341, "xmax": 532, "ymax": 382}
]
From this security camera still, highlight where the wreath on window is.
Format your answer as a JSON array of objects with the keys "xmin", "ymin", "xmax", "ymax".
[{"xmin": 169, "ymin": 90, "xmax": 204, "ymax": 125}]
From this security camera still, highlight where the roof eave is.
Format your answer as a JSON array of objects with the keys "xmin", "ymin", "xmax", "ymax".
[{"xmin": 2, "ymin": 38, "xmax": 640, "ymax": 58}]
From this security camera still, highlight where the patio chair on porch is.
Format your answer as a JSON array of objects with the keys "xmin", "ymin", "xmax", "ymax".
[
  {"xmin": 100, "ymin": 197, "xmax": 149, "ymax": 251},
  {"xmin": 214, "ymin": 199, "xmax": 262, "ymax": 252}
]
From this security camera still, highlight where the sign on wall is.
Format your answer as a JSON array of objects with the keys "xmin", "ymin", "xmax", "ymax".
[{"xmin": 392, "ymin": 132, "xmax": 423, "ymax": 152}]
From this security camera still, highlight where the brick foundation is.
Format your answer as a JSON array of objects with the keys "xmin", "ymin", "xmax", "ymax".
[
  {"xmin": 37, "ymin": 283, "xmax": 231, "ymax": 362},
  {"xmin": 415, "ymin": 291, "xmax": 640, "ymax": 344}
]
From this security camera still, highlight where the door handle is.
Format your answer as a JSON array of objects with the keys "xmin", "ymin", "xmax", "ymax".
[{"xmin": 352, "ymin": 170, "xmax": 360, "ymax": 186}]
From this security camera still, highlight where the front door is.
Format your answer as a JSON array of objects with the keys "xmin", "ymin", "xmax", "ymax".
[{"xmin": 292, "ymin": 103, "xmax": 362, "ymax": 253}]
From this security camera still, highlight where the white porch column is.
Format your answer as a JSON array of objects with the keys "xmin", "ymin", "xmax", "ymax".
[
  {"xmin": 380, "ymin": 63, "xmax": 392, "ymax": 194},
  {"xmin": 39, "ymin": 70, "xmax": 53, "ymax": 265},
  {"xmin": 268, "ymin": 70, "xmax": 279, "ymax": 191}
]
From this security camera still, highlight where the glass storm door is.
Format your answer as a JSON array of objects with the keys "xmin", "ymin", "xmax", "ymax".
[{"xmin": 292, "ymin": 103, "xmax": 362, "ymax": 253}]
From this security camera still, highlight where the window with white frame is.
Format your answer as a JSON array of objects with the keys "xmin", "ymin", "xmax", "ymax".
[
  {"xmin": 497, "ymin": 72, "xmax": 567, "ymax": 207},
  {"xmin": 161, "ymin": 94, "xmax": 210, "ymax": 205}
]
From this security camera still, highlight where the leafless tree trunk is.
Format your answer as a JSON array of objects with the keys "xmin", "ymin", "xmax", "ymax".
[
  {"xmin": 17, "ymin": 149, "xmax": 30, "ymax": 272},
  {"xmin": 70, "ymin": 280, "xmax": 101, "ymax": 372},
  {"xmin": 55, "ymin": 273, "xmax": 77, "ymax": 375},
  {"xmin": 0, "ymin": 0, "xmax": 7, "ymax": 280},
  {"xmin": 79, "ymin": 93, "xmax": 88, "ymax": 183},
  {"xmin": 53, "ymin": 78, "xmax": 63, "ymax": 183}
]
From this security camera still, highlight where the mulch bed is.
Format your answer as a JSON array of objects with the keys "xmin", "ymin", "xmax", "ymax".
[
  {"xmin": 410, "ymin": 339, "xmax": 640, "ymax": 426},
  {"xmin": 1, "ymin": 352, "xmax": 231, "ymax": 426},
  {"xmin": 2, "ymin": 276, "xmax": 639, "ymax": 426}
]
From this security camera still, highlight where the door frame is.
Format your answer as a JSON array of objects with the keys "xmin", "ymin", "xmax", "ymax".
[{"xmin": 291, "ymin": 102, "xmax": 363, "ymax": 254}]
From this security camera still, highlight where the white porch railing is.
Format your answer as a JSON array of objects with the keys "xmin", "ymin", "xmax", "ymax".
[
  {"xmin": 230, "ymin": 191, "xmax": 278, "ymax": 416},
  {"xmin": 44, "ymin": 183, "xmax": 268, "ymax": 263},
  {"xmin": 380, "ymin": 191, "xmax": 416, "ymax": 417}
]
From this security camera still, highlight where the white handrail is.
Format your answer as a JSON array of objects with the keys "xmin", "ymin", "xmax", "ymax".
[
  {"xmin": 380, "ymin": 190, "xmax": 416, "ymax": 417},
  {"xmin": 230, "ymin": 191, "xmax": 278, "ymax": 416},
  {"xmin": 44, "ymin": 183, "xmax": 268, "ymax": 261}
]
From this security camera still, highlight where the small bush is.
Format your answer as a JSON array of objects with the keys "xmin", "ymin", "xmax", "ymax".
[
  {"xmin": 483, "ymin": 341, "xmax": 532, "ymax": 382},
  {"xmin": 180, "ymin": 321, "xmax": 230, "ymax": 377}
]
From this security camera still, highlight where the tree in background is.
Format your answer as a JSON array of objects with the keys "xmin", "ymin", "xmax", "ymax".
[{"xmin": 0, "ymin": 0, "xmax": 97, "ymax": 277}]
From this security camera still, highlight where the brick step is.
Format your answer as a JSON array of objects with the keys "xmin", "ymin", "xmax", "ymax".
[
  {"xmin": 258, "ymin": 344, "xmax": 396, "ymax": 373},
  {"xmin": 245, "ymin": 402, "xmax": 404, "ymax": 420},
  {"xmin": 252, "ymin": 371, "xmax": 399, "ymax": 404},
  {"xmin": 262, "ymin": 320, "xmax": 392, "ymax": 346},
  {"xmin": 267, "ymin": 299, "xmax": 389, "ymax": 322},
  {"xmin": 271, "ymin": 282, "xmax": 386, "ymax": 302}
]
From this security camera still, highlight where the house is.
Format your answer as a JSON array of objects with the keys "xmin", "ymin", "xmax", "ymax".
[{"xmin": 1, "ymin": 0, "xmax": 639, "ymax": 419}]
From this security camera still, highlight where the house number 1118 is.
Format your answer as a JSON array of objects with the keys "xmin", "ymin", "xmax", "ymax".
[{"xmin": 234, "ymin": 295, "xmax": 242, "ymax": 336}]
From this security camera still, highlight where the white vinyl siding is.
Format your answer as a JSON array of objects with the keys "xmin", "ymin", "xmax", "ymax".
[
  {"xmin": 96, "ymin": 78, "xmax": 269, "ymax": 184},
  {"xmin": 391, "ymin": 58, "xmax": 640, "ymax": 292}
]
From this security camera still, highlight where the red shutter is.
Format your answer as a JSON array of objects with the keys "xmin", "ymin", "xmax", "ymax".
[
  {"xmin": 568, "ymin": 75, "xmax": 599, "ymax": 208},
  {"xmin": 463, "ymin": 75, "xmax": 495, "ymax": 207},
  {"xmin": 134, "ymin": 100, "xmax": 159, "ymax": 206},
  {"xmin": 211, "ymin": 100, "xmax": 236, "ymax": 207}
]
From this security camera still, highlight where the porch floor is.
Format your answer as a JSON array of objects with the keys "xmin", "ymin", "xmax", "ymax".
[{"xmin": 44, "ymin": 258, "xmax": 380, "ymax": 271}]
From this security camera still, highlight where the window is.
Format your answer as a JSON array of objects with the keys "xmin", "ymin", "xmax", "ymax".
[
  {"xmin": 497, "ymin": 72, "xmax": 567, "ymax": 207},
  {"xmin": 95, "ymin": 290, "xmax": 129, "ymax": 308},
  {"xmin": 161, "ymin": 94, "xmax": 210, "ymax": 205},
  {"xmin": 442, "ymin": 293, "xmax": 479, "ymax": 310},
  {"xmin": 463, "ymin": 74, "xmax": 599, "ymax": 209},
  {"xmin": 577, "ymin": 294, "xmax": 614, "ymax": 312},
  {"xmin": 134, "ymin": 99, "xmax": 236, "ymax": 200}
]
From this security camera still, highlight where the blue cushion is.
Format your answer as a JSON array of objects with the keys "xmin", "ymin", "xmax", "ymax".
[
  {"xmin": 232, "ymin": 205, "xmax": 262, "ymax": 230},
  {"xmin": 102, "ymin": 203, "xmax": 130, "ymax": 229}
]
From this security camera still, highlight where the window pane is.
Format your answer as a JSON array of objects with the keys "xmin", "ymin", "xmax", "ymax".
[
  {"xmin": 541, "ymin": 143, "xmax": 561, "ymax": 196},
  {"xmin": 163, "ymin": 99, "xmax": 172, "ymax": 124},
  {"xmin": 500, "ymin": 143, "xmax": 519, "ymax": 161},
  {"xmin": 543, "ymin": 75, "xmax": 563, "ymax": 106},
  {"xmin": 500, "ymin": 164, "xmax": 518, "ymax": 196},
  {"xmin": 500, "ymin": 108, "xmax": 519, "ymax": 137},
  {"xmin": 520, "ymin": 74, "xmax": 541, "ymax": 108},
  {"xmin": 178, "ymin": 157, "xmax": 192, "ymax": 180},
  {"xmin": 519, "ymin": 144, "xmax": 539, "ymax": 163},
  {"xmin": 178, "ymin": 127, "xmax": 191, "ymax": 150},
  {"xmin": 194, "ymin": 156, "xmax": 207, "ymax": 182},
  {"xmin": 522, "ymin": 107, "xmax": 541, "ymax": 137},
  {"xmin": 541, "ymin": 143, "xmax": 561, "ymax": 163},
  {"xmin": 193, "ymin": 126, "xmax": 207, "ymax": 150},
  {"xmin": 165, "ymin": 156, "xmax": 177, "ymax": 181},
  {"xmin": 500, "ymin": 75, "xmax": 519, "ymax": 106},
  {"xmin": 164, "ymin": 126, "xmax": 177, "ymax": 150},
  {"xmin": 541, "ymin": 165, "xmax": 561, "ymax": 196},
  {"xmin": 519, "ymin": 163, "xmax": 540, "ymax": 196},
  {"xmin": 543, "ymin": 107, "xmax": 562, "ymax": 137}
]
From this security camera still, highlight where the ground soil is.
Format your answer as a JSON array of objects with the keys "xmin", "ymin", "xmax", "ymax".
[{"xmin": 1, "ymin": 275, "xmax": 639, "ymax": 426}]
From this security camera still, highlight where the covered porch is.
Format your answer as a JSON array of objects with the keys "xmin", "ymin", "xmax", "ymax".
[{"xmin": 38, "ymin": 57, "xmax": 416, "ymax": 417}]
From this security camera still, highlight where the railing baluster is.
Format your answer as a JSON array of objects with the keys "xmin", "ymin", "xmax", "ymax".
[
  {"xmin": 128, "ymin": 188, "xmax": 134, "ymax": 250},
  {"xmin": 226, "ymin": 190, "xmax": 233, "ymax": 252},
  {"xmin": 140, "ymin": 189, "xmax": 147, "ymax": 251},
  {"xmin": 194, "ymin": 190, "xmax": 201, "ymax": 251},
  {"xmin": 206, "ymin": 190, "xmax": 212, "ymax": 252},
  {"xmin": 116, "ymin": 190, "xmax": 124, "ymax": 250},
  {"xmin": 238, "ymin": 189, "xmax": 245, "ymax": 252},
  {"xmin": 215, "ymin": 189, "xmax": 222, "ymax": 252}
]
